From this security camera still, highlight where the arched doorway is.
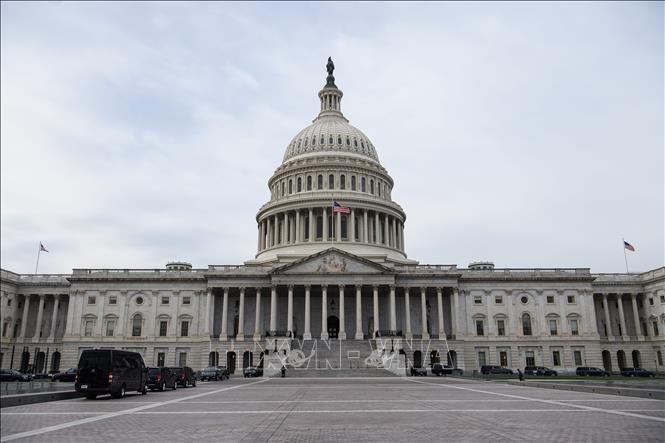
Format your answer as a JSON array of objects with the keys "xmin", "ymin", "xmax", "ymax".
[
  {"xmin": 227, "ymin": 352, "xmax": 236, "ymax": 374},
  {"xmin": 447, "ymin": 350, "xmax": 458, "ymax": 367},
  {"xmin": 602, "ymin": 350, "xmax": 612, "ymax": 373},
  {"xmin": 209, "ymin": 351, "xmax": 219, "ymax": 367},
  {"xmin": 50, "ymin": 351, "xmax": 61, "ymax": 372},
  {"xmin": 20, "ymin": 351, "xmax": 30, "ymax": 373},
  {"xmin": 413, "ymin": 350, "xmax": 422, "ymax": 368},
  {"xmin": 327, "ymin": 316, "xmax": 339, "ymax": 339},
  {"xmin": 617, "ymin": 350, "xmax": 626, "ymax": 369},
  {"xmin": 243, "ymin": 351, "xmax": 253, "ymax": 369},
  {"xmin": 430, "ymin": 350, "xmax": 440, "ymax": 365},
  {"xmin": 632, "ymin": 350, "xmax": 641, "ymax": 368},
  {"xmin": 35, "ymin": 352, "xmax": 45, "ymax": 374}
]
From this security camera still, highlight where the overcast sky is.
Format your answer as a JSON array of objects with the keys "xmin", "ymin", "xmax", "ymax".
[{"xmin": 1, "ymin": 2, "xmax": 663, "ymax": 274}]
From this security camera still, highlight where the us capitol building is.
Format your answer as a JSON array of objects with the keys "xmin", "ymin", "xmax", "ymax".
[{"xmin": 1, "ymin": 60, "xmax": 663, "ymax": 376}]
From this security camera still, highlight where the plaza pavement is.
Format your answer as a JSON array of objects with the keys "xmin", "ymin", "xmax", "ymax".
[{"xmin": 1, "ymin": 376, "xmax": 664, "ymax": 442}]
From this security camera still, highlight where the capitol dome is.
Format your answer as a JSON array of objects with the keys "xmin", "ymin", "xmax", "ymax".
[{"xmin": 253, "ymin": 58, "xmax": 408, "ymax": 263}]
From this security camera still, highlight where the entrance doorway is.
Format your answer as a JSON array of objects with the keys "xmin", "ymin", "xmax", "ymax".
[
  {"xmin": 227, "ymin": 352, "xmax": 236, "ymax": 374},
  {"xmin": 632, "ymin": 350, "xmax": 641, "ymax": 368},
  {"xmin": 413, "ymin": 350, "xmax": 422, "ymax": 368},
  {"xmin": 430, "ymin": 350, "xmax": 440, "ymax": 365},
  {"xmin": 602, "ymin": 350, "xmax": 612, "ymax": 373},
  {"xmin": 243, "ymin": 351, "xmax": 253, "ymax": 369},
  {"xmin": 327, "ymin": 316, "xmax": 339, "ymax": 339}
]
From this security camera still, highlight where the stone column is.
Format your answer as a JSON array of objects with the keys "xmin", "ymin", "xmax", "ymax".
[
  {"xmin": 287, "ymin": 285, "xmax": 294, "ymax": 336},
  {"xmin": 64, "ymin": 292, "xmax": 76, "ymax": 336},
  {"xmin": 452, "ymin": 288, "xmax": 459, "ymax": 338},
  {"xmin": 19, "ymin": 295, "xmax": 30, "ymax": 339},
  {"xmin": 321, "ymin": 285, "xmax": 329, "ymax": 339},
  {"xmin": 295, "ymin": 211, "xmax": 301, "ymax": 243},
  {"xmin": 261, "ymin": 220, "xmax": 266, "ymax": 250},
  {"xmin": 437, "ymin": 287, "xmax": 445, "ymax": 339},
  {"xmin": 308, "ymin": 209, "xmax": 314, "ymax": 242},
  {"xmin": 389, "ymin": 285, "xmax": 396, "ymax": 332},
  {"xmin": 391, "ymin": 217, "xmax": 397, "ymax": 248},
  {"xmin": 254, "ymin": 288, "xmax": 262, "ymax": 341},
  {"xmin": 322, "ymin": 207, "xmax": 328, "ymax": 242},
  {"xmin": 266, "ymin": 217, "xmax": 272, "ymax": 247},
  {"xmin": 49, "ymin": 295, "xmax": 61, "ymax": 340},
  {"xmin": 602, "ymin": 293, "xmax": 613, "ymax": 339},
  {"xmin": 374, "ymin": 213, "xmax": 380, "ymax": 244},
  {"xmin": 257, "ymin": 223, "xmax": 261, "ymax": 251},
  {"xmin": 237, "ymin": 287, "xmax": 245, "ymax": 341},
  {"xmin": 33, "ymin": 294, "xmax": 46, "ymax": 342},
  {"xmin": 383, "ymin": 215, "xmax": 389, "ymax": 246},
  {"xmin": 304, "ymin": 286, "xmax": 312, "ymax": 340},
  {"xmin": 363, "ymin": 210, "xmax": 368, "ymax": 243},
  {"xmin": 220, "ymin": 288, "xmax": 229, "ymax": 340},
  {"xmin": 339, "ymin": 285, "xmax": 346, "ymax": 339},
  {"xmin": 420, "ymin": 287, "xmax": 429, "ymax": 339},
  {"xmin": 336, "ymin": 211, "xmax": 341, "ymax": 241},
  {"xmin": 372, "ymin": 286, "xmax": 379, "ymax": 337},
  {"xmin": 617, "ymin": 293, "xmax": 627, "ymax": 340},
  {"xmin": 400, "ymin": 222, "xmax": 405, "ymax": 251},
  {"xmin": 350, "ymin": 209, "xmax": 356, "ymax": 242},
  {"xmin": 270, "ymin": 286, "xmax": 277, "ymax": 334},
  {"xmin": 630, "ymin": 293, "xmax": 642, "ymax": 339},
  {"xmin": 355, "ymin": 286, "xmax": 363, "ymax": 339},
  {"xmin": 404, "ymin": 288, "xmax": 412, "ymax": 339},
  {"xmin": 283, "ymin": 212, "xmax": 288, "ymax": 244}
]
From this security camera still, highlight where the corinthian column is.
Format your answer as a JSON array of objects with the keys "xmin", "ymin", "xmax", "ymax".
[
  {"xmin": 304, "ymin": 286, "xmax": 312, "ymax": 340},
  {"xmin": 237, "ymin": 287, "xmax": 245, "ymax": 341},
  {"xmin": 270, "ymin": 286, "xmax": 277, "ymax": 335},
  {"xmin": 48, "ymin": 295, "xmax": 61, "ymax": 341},
  {"xmin": 404, "ymin": 288, "xmax": 412, "ymax": 339},
  {"xmin": 322, "ymin": 207, "xmax": 328, "ymax": 242},
  {"xmin": 287, "ymin": 285, "xmax": 294, "ymax": 336},
  {"xmin": 355, "ymin": 286, "xmax": 363, "ymax": 339},
  {"xmin": 421, "ymin": 287, "xmax": 429, "ymax": 340},
  {"xmin": 220, "ymin": 288, "xmax": 228, "ymax": 341},
  {"xmin": 602, "ymin": 293, "xmax": 613, "ymax": 339},
  {"xmin": 389, "ymin": 285, "xmax": 396, "ymax": 332},
  {"xmin": 321, "ymin": 285, "xmax": 329, "ymax": 339},
  {"xmin": 437, "ymin": 288, "xmax": 445, "ymax": 339},
  {"xmin": 308, "ymin": 209, "xmax": 314, "ymax": 242},
  {"xmin": 33, "ymin": 294, "xmax": 46, "ymax": 342},
  {"xmin": 372, "ymin": 286, "xmax": 379, "ymax": 338},
  {"xmin": 254, "ymin": 288, "xmax": 262, "ymax": 341},
  {"xmin": 350, "ymin": 209, "xmax": 356, "ymax": 242},
  {"xmin": 339, "ymin": 285, "xmax": 346, "ymax": 339}
]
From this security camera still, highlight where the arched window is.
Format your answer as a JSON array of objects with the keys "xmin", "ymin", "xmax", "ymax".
[
  {"xmin": 361, "ymin": 177, "xmax": 366, "ymax": 192},
  {"xmin": 351, "ymin": 176, "xmax": 356, "ymax": 191},
  {"xmin": 329, "ymin": 135, "xmax": 333, "ymax": 145},
  {"xmin": 361, "ymin": 140, "xmax": 365, "ymax": 150},
  {"xmin": 354, "ymin": 139, "xmax": 358, "ymax": 147},
  {"xmin": 297, "ymin": 177, "xmax": 302, "ymax": 192},
  {"xmin": 337, "ymin": 136, "xmax": 342, "ymax": 145},
  {"xmin": 297, "ymin": 140, "xmax": 301, "ymax": 150},
  {"xmin": 288, "ymin": 179, "xmax": 293, "ymax": 194},
  {"xmin": 321, "ymin": 135, "xmax": 325, "ymax": 145},
  {"xmin": 317, "ymin": 175, "xmax": 323, "ymax": 190},
  {"xmin": 304, "ymin": 138, "xmax": 308, "ymax": 147},
  {"xmin": 281, "ymin": 182, "xmax": 285, "ymax": 196},
  {"xmin": 312, "ymin": 136, "xmax": 316, "ymax": 146},
  {"xmin": 132, "ymin": 315, "xmax": 142, "ymax": 337},
  {"xmin": 307, "ymin": 176, "xmax": 312, "ymax": 191},
  {"xmin": 377, "ymin": 181, "xmax": 381, "ymax": 197},
  {"xmin": 328, "ymin": 174, "xmax": 334, "ymax": 189},
  {"xmin": 346, "ymin": 136, "xmax": 350, "ymax": 146},
  {"xmin": 522, "ymin": 313, "xmax": 532, "ymax": 336},
  {"xmin": 340, "ymin": 175, "xmax": 346, "ymax": 190},
  {"xmin": 370, "ymin": 179, "xmax": 374, "ymax": 194}
]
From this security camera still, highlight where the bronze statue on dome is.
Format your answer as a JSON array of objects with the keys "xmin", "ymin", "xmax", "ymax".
[{"xmin": 326, "ymin": 57, "xmax": 335, "ymax": 75}]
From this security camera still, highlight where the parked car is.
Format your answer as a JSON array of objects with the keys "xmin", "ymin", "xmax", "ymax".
[
  {"xmin": 170, "ymin": 366, "xmax": 197, "ymax": 387},
  {"xmin": 576, "ymin": 367, "xmax": 610, "ymax": 376},
  {"xmin": 410, "ymin": 366, "xmax": 427, "ymax": 376},
  {"xmin": 217, "ymin": 366, "xmax": 231, "ymax": 380},
  {"xmin": 76, "ymin": 349, "xmax": 148, "ymax": 399},
  {"xmin": 481, "ymin": 365, "xmax": 514, "ymax": 375},
  {"xmin": 199, "ymin": 366, "xmax": 225, "ymax": 381},
  {"xmin": 431, "ymin": 363, "xmax": 463, "ymax": 376},
  {"xmin": 0, "ymin": 369, "xmax": 33, "ymax": 382},
  {"xmin": 243, "ymin": 367, "xmax": 263, "ymax": 378},
  {"xmin": 620, "ymin": 367, "xmax": 655, "ymax": 377},
  {"xmin": 147, "ymin": 367, "xmax": 178, "ymax": 391},
  {"xmin": 524, "ymin": 366, "xmax": 558, "ymax": 376},
  {"xmin": 51, "ymin": 368, "xmax": 77, "ymax": 382}
]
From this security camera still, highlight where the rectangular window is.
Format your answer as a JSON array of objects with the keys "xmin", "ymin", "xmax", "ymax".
[
  {"xmin": 567, "ymin": 295, "xmax": 575, "ymax": 304},
  {"xmin": 573, "ymin": 350, "xmax": 583, "ymax": 366},
  {"xmin": 546, "ymin": 295, "xmax": 555, "ymax": 304},
  {"xmin": 179, "ymin": 352, "xmax": 187, "ymax": 367},
  {"xmin": 495, "ymin": 296, "xmax": 503, "ymax": 304},
  {"xmin": 159, "ymin": 321, "xmax": 168, "ymax": 337},
  {"xmin": 570, "ymin": 319, "xmax": 579, "ymax": 336},
  {"xmin": 157, "ymin": 352, "xmax": 165, "ymax": 367},
  {"xmin": 525, "ymin": 351, "xmax": 535, "ymax": 367},
  {"xmin": 657, "ymin": 351, "xmax": 663, "ymax": 366},
  {"xmin": 661, "ymin": 295, "xmax": 665, "ymax": 303},
  {"xmin": 105, "ymin": 320, "xmax": 115, "ymax": 337},
  {"xmin": 2, "ymin": 322, "xmax": 9, "ymax": 337},
  {"xmin": 476, "ymin": 320, "xmax": 484, "ymax": 336},
  {"xmin": 7, "ymin": 299, "xmax": 11, "ymax": 306},
  {"xmin": 499, "ymin": 351, "xmax": 508, "ymax": 367},
  {"xmin": 653, "ymin": 321, "xmax": 659, "ymax": 336},
  {"xmin": 552, "ymin": 351, "xmax": 561, "ymax": 366},
  {"xmin": 182, "ymin": 296, "xmax": 191, "ymax": 305},
  {"xmin": 649, "ymin": 298, "xmax": 654, "ymax": 305},
  {"xmin": 108, "ymin": 295, "xmax": 117, "ymax": 305},
  {"xmin": 474, "ymin": 296, "xmax": 482, "ymax": 304},
  {"xmin": 84, "ymin": 320, "xmax": 94, "ymax": 337},
  {"xmin": 497, "ymin": 320, "xmax": 505, "ymax": 336},
  {"xmin": 88, "ymin": 296, "xmax": 96, "ymax": 305},
  {"xmin": 351, "ymin": 176, "xmax": 356, "ymax": 191},
  {"xmin": 161, "ymin": 296, "xmax": 169, "ymax": 305},
  {"xmin": 549, "ymin": 319, "xmax": 558, "ymax": 335},
  {"xmin": 478, "ymin": 351, "xmax": 486, "ymax": 367},
  {"xmin": 181, "ymin": 321, "xmax": 189, "ymax": 337}
]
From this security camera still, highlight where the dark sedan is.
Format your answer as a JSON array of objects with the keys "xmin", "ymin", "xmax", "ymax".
[
  {"xmin": 481, "ymin": 365, "xmax": 514, "ymax": 375},
  {"xmin": 170, "ymin": 366, "xmax": 197, "ymax": 387},
  {"xmin": 524, "ymin": 366, "xmax": 558, "ymax": 376},
  {"xmin": 576, "ymin": 367, "xmax": 610, "ymax": 376},
  {"xmin": 431, "ymin": 363, "xmax": 463, "ymax": 376},
  {"xmin": 200, "ymin": 366, "xmax": 224, "ymax": 381},
  {"xmin": 410, "ymin": 366, "xmax": 427, "ymax": 376},
  {"xmin": 243, "ymin": 367, "xmax": 263, "ymax": 378},
  {"xmin": 620, "ymin": 367, "xmax": 655, "ymax": 377},
  {"xmin": 0, "ymin": 369, "xmax": 33, "ymax": 382},
  {"xmin": 51, "ymin": 368, "xmax": 77, "ymax": 382}
]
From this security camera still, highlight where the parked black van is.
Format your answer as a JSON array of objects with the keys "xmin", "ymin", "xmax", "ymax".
[{"xmin": 76, "ymin": 349, "xmax": 148, "ymax": 399}]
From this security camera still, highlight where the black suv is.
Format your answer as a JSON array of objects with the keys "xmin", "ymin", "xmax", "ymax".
[
  {"xmin": 51, "ymin": 368, "xmax": 77, "ymax": 382},
  {"xmin": 200, "ymin": 366, "xmax": 229, "ymax": 381},
  {"xmin": 170, "ymin": 366, "xmax": 197, "ymax": 387},
  {"xmin": 147, "ymin": 367, "xmax": 178, "ymax": 391},
  {"xmin": 481, "ymin": 365, "xmax": 514, "ymax": 375},
  {"xmin": 432, "ymin": 363, "xmax": 463, "ymax": 376},
  {"xmin": 620, "ymin": 367, "xmax": 655, "ymax": 377},
  {"xmin": 0, "ymin": 369, "xmax": 32, "ymax": 382},
  {"xmin": 524, "ymin": 366, "xmax": 558, "ymax": 376},
  {"xmin": 76, "ymin": 350, "xmax": 148, "ymax": 399},
  {"xmin": 576, "ymin": 367, "xmax": 610, "ymax": 376}
]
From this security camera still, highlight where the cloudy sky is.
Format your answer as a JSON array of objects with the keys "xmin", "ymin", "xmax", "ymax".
[{"xmin": 1, "ymin": 2, "xmax": 663, "ymax": 274}]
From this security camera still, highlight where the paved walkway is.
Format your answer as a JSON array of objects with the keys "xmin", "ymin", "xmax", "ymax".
[{"xmin": 1, "ymin": 377, "xmax": 664, "ymax": 442}]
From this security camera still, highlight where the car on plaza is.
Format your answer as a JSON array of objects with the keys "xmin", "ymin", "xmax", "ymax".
[
  {"xmin": 0, "ymin": 368, "xmax": 33, "ymax": 382},
  {"xmin": 51, "ymin": 368, "xmax": 77, "ymax": 382},
  {"xmin": 575, "ymin": 367, "xmax": 610, "ymax": 377},
  {"xmin": 76, "ymin": 349, "xmax": 148, "ymax": 399},
  {"xmin": 431, "ymin": 363, "xmax": 463, "ymax": 376},
  {"xmin": 147, "ymin": 367, "xmax": 178, "ymax": 391},
  {"xmin": 620, "ymin": 367, "xmax": 655, "ymax": 377},
  {"xmin": 410, "ymin": 366, "xmax": 428, "ymax": 376},
  {"xmin": 217, "ymin": 366, "xmax": 231, "ymax": 380},
  {"xmin": 170, "ymin": 366, "xmax": 197, "ymax": 387},
  {"xmin": 199, "ymin": 366, "xmax": 225, "ymax": 381},
  {"xmin": 481, "ymin": 365, "xmax": 514, "ymax": 375},
  {"xmin": 243, "ymin": 366, "xmax": 263, "ymax": 378},
  {"xmin": 524, "ymin": 366, "xmax": 558, "ymax": 376}
]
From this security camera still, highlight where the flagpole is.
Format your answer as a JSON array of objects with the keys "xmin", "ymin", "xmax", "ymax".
[
  {"xmin": 35, "ymin": 242, "xmax": 41, "ymax": 274},
  {"xmin": 622, "ymin": 238, "xmax": 629, "ymax": 273}
]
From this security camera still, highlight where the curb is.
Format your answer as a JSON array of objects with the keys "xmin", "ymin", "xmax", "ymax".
[
  {"xmin": 506, "ymin": 380, "xmax": 665, "ymax": 400},
  {"xmin": 0, "ymin": 390, "xmax": 83, "ymax": 408}
]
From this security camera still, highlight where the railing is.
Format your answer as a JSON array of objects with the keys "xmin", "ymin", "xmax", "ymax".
[
  {"xmin": 71, "ymin": 269, "xmax": 207, "ymax": 277},
  {"xmin": 1, "ymin": 270, "xmax": 70, "ymax": 284}
]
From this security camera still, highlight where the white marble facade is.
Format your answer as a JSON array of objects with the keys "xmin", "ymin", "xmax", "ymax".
[{"xmin": 1, "ymin": 62, "xmax": 664, "ymax": 374}]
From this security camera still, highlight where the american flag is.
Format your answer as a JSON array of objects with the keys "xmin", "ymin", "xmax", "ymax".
[
  {"xmin": 623, "ymin": 241, "xmax": 635, "ymax": 252},
  {"xmin": 39, "ymin": 242, "xmax": 49, "ymax": 253},
  {"xmin": 332, "ymin": 201, "xmax": 350, "ymax": 214}
]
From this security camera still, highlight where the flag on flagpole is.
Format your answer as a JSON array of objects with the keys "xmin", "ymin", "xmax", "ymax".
[
  {"xmin": 39, "ymin": 242, "xmax": 49, "ymax": 253},
  {"xmin": 332, "ymin": 201, "xmax": 350, "ymax": 214},
  {"xmin": 623, "ymin": 241, "xmax": 635, "ymax": 252}
]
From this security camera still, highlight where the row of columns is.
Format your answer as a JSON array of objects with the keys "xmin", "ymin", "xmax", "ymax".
[
  {"xmin": 600, "ymin": 292, "xmax": 654, "ymax": 340},
  {"xmin": 215, "ymin": 285, "xmax": 453, "ymax": 341},
  {"xmin": 257, "ymin": 208, "xmax": 405, "ymax": 252},
  {"xmin": 11, "ymin": 294, "xmax": 63, "ymax": 341}
]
